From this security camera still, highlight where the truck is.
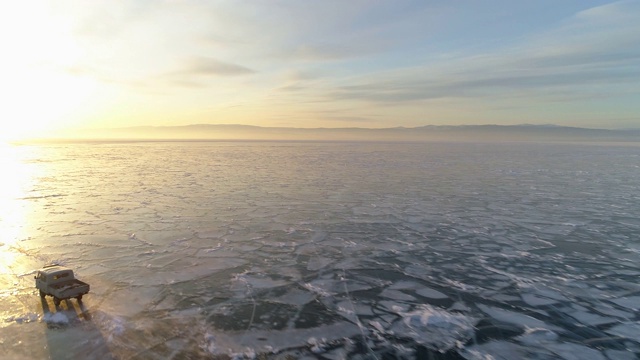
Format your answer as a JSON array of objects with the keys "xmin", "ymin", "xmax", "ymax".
[{"xmin": 34, "ymin": 264, "xmax": 90, "ymax": 306}]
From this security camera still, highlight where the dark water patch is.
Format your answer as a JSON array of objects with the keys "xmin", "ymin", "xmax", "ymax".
[
  {"xmin": 207, "ymin": 302, "xmax": 255, "ymax": 331},
  {"xmin": 474, "ymin": 320, "xmax": 523, "ymax": 344},
  {"xmin": 414, "ymin": 346, "xmax": 467, "ymax": 360},
  {"xmin": 537, "ymin": 239, "xmax": 602, "ymax": 255},
  {"xmin": 353, "ymin": 268, "xmax": 419, "ymax": 283},
  {"xmin": 295, "ymin": 299, "xmax": 343, "ymax": 329},
  {"xmin": 206, "ymin": 302, "xmax": 300, "ymax": 331}
]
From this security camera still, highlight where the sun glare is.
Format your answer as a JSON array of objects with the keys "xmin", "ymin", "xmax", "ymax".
[
  {"xmin": 0, "ymin": 144, "xmax": 32, "ymax": 268},
  {"xmin": 1, "ymin": 69, "xmax": 97, "ymax": 141},
  {"xmin": 0, "ymin": 1, "xmax": 96, "ymax": 142}
]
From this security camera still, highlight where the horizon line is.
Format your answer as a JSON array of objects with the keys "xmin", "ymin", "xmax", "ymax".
[{"xmin": 91, "ymin": 123, "xmax": 637, "ymax": 132}]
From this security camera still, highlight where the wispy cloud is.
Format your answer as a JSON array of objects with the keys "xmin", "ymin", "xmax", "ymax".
[
  {"xmin": 320, "ymin": 0, "xmax": 640, "ymax": 108},
  {"xmin": 289, "ymin": 43, "xmax": 373, "ymax": 61},
  {"xmin": 176, "ymin": 57, "xmax": 255, "ymax": 77},
  {"xmin": 151, "ymin": 57, "xmax": 255, "ymax": 89}
]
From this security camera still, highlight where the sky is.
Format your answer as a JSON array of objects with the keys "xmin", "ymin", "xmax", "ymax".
[{"xmin": 1, "ymin": 0, "xmax": 639, "ymax": 139}]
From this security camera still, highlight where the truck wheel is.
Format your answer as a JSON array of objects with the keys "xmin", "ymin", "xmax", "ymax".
[
  {"xmin": 54, "ymin": 297, "xmax": 61, "ymax": 306},
  {"xmin": 76, "ymin": 295, "xmax": 83, "ymax": 302},
  {"xmin": 39, "ymin": 290, "xmax": 45, "ymax": 298}
]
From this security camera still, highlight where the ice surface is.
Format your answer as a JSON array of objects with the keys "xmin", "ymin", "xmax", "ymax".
[
  {"xmin": 568, "ymin": 310, "xmax": 618, "ymax": 326},
  {"xmin": 611, "ymin": 296, "xmax": 640, "ymax": 311},
  {"xmin": 389, "ymin": 304, "xmax": 477, "ymax": 351},
  {"xmin": 545, "ymin": 342, "xmax": 607, "ymax": 360},
  {"xmin": 604, "ymin": 349, "xmax": 638, "ymax": 360},
  {"xmin": 306, "ymin": 256, "xmax": 334, "ymax": 271},
  {"xmin": 2, "ymin": 142, "xmax": 640, "ymax": 358},
  {"xmin": 605, "ymin": 322, "xmax": 640, "ymax": 339},
  {"xmin": 201, "ymin": 322, "xmax": 361, "ymax": 355},
  {"xmin": 416, "ymin": 287, "xmax": 449, "ymax": 299},
  {"xmin": 521, "ymin": 293, "xmax": 559, "ymax": 306},
  {"xmin": 477, "ymin": 304, "xmax": 562, "ymax": 331},
  {"xmin": 379, "ymin": 288, "xmax": 417, "ymax": 301},
  {"xmin": 461, "ymin": 341, "xmax": 541, "ymax": 359},
  {"xmin": 462, "ymin": 340, "xmax": 609, "ymax": 360}
]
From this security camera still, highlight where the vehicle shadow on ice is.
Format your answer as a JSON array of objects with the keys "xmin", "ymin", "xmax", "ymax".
[{"xmin": 40, "ymin": 296, "xmax": 116, "ymax": 359}]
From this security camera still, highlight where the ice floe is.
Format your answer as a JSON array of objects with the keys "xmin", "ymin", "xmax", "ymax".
[
  {"xmin": 477, "ymin": 304, "xmax": 563, "ymax": 331},
  {"xmin": 416, "ymin": 287, "xmax": 449, "ymax": 299}
]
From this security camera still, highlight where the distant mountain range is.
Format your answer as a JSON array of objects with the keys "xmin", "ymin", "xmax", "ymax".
[{"xmin": 40, "ymin": 124, "xmax": 640, "ymax": 143}]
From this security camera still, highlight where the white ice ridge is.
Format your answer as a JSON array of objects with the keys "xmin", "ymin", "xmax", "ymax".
[
  {"xmin": 515, "ymin": 328, "xmax": 559, "ymax": 346},
  {"xmin": 389, "ymin": 304, "xmax": 477, "ymax": 352}
]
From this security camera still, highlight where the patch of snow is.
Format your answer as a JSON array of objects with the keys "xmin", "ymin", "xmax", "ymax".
[
  {"xmin": 42, "ymin": 312, "xmax": 69, "ymax": 324},
  {"xmin": 203, "ymin": 332, "xmax": 218, "ymax": 354},
  {"xmin": 307, "ymin": 337, "xmax": 327, "ymax": 354},
  {"xmin": 6, "ymin": 312, "xmax": 40, "ymax": 324},
  {"xmin": 449, "ymin": 301, "xmax": 471, "ymax": 312},
  {"xmin": 302, "ymin": 282, "xmax": 332, "ymax": 297},
  {"xmin": 515, "ymin": 328, "xmax": 559, "ymax": 346},
  {"xmin": 390, "ymin": 305, "xmax": 477, "ymax": 352}
]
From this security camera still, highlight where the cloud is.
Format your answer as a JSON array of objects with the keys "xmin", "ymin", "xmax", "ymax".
[
  {"xmin": 290, "ymin": 44, "xmax": 364, "ymax": 61},
  {"xmin": 177, "ymin": 57, "xmax": 255, "ymax": 77},
  {"xmin": 137, "ymin": 56, "xmax": 254, "ymax": 89},
  {"xmin": 322, "ymin": 1, "xmax": 640, "ymax": 106},
  {"xmin": 286, "ymin": 41, "xmax": 390, "ymax": 62},
  {"xmin": 277, "ymin": 84, "xmax": 308, "ymax": 92},
  {"xmin": 179, "ymin": 1, "xmax": 428, "ymax": 63},
  {"xmin": 284, "ymin": 70, "xmax": 320, "ymax": 82},
  {"xmin": 573, "ymin": 0, "xmax": 639, "ymax": 21}
]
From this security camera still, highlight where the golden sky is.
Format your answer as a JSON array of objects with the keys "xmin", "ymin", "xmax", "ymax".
[{"xmin": 1, "ymin": 1, "xmax": 639, "ymax": 140}]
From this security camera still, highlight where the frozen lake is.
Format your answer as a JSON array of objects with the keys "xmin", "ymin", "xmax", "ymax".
[{"xmin": 1, "ymin": 141, "xmax": 639, "ymax": 359}]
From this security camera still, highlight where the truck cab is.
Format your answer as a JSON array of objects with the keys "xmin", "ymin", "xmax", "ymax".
[{"xmin": 35, "ymin": 266, "xmax": 74, "ymax": 285}]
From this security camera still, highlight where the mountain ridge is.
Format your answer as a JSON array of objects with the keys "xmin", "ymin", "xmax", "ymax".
[{"xmin": 33, "ymin": 123, "xmax": 640, "ymax": 143}]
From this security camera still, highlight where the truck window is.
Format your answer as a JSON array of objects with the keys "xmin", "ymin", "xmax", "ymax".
[{"xmin": 53, "ymin": 273, "xmax": 69, "ymax": 280}]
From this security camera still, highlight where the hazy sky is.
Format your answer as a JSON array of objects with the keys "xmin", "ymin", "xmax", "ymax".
[{"xmin": 1, "ymin": 0, "xmax": 639, "ymax": 138}]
